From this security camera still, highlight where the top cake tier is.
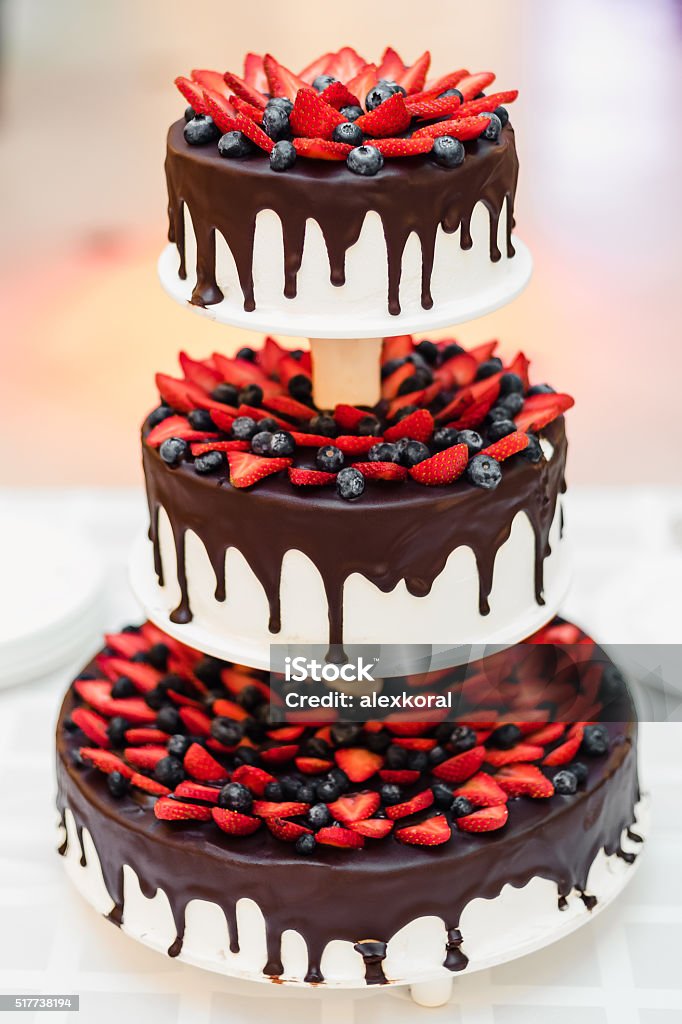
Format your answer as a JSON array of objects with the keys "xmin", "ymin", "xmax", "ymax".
[{"xmin": 165, "ymin": 50, "xmax": 523, "ymax": 325}]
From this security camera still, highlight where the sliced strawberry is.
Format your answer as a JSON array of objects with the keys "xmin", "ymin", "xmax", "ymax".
[
  {"xmin": 178, "ymin": 351, "xmax": 222, "ymax": 390},
  {"xmin": 378, "ymin": 768, "xmax": 422, "ymax": 785},
  {"xmin": 409, "ymin": 443, "xmax": 469, "ymax": 486},
  {"xmin": 174, "ymin": 781, "xmax": 221, "ymax": 804},
  {"xmin": 252, "ymin": 800, "xmax": 311, "ymax": 819},
  {"xmin": 191, "ymin": 69, "xmax": 230, "ymax": 95},
  {"xmin": 227, "ymin": 451, "xmax": 292, "ymax": 489},
  {"xmin": 413, "ymin": 68, "xmax": 469, "ymax": 101},
  {"xmin": 295, "ymin": 756, "xmax": 333, "ymax": 775},
  {"xmin": 263, "ymin": 54, "xmax": 308, "ymax": 101},
  {"xmin": 231, "ymin": 764, "xmax": 275, "ymax": 796},
  {"xmin": 326, "ymin": 46, "xmax": 366, "ymax": 82},
  {"xmin": 328, "ymin": 791, "xmax": 380, "ymax": 825},
  {"xmin": 484, "ymin": 744, "xmax": 545, "ymax": 767},
  {"xmin": 335, "ymin": 435, "xmax": 382, "ymax": 455},
  {"xmin": 292, "ymin": 137, "xmax": 352, "ymax": 160},
  {"xmin": 396, "ymin": 813, "xmax": 451, "ymax": 846},
  {"xmin": 155, "ymin": 373, "xmax": 209, "ymax": 413},
  {"xmin": 233, "ymin": 112, "xmax": 274, "ymax": 153},
  {"xmin": 407, "ymin": 94, "xmax": 462, "ymax": 120},
  {"xmin": 155, "ymin": 797, "xmax": 213, "ymax": 822},
  {"xmin": 496, "ymin": 764, "xmax": 555, "ymax": 799},
  {"xmin": 438, "ymin": 352, "xmax": 478, "ymax": 388},
  {"xmin": 368, "ymin": 135, "xmax": 436, "ymax": 158},
  {"xmin": 267, "ymin": 817, "xmax": 313, "ymax": 842},
  {"xmin": 183, "ymin": 742, "xmax": 228, "ymax": 782},
  {"xmin": 178, "ymin": 706, "xmax": 212, "ymax": 737},
  {"xmin": 71, "ymin": 708, "xmax": 110, "ymax": 748},
  {"xmin": 355, "ymin": 93, "xmax": 411, "ymax": 137},
  {"xmin": 354, "ymin": 461, "xmax": 408, "ymax": 482},
  {"xmin": 289, "ymin": 431, "xmax": 337, "ymax": 447},
  {"xmin": 457, "ymin": 90, "xmax": 518, "ymax": 118},
  {"xmin": 264, "ymin": 395, "xmax": 315, "ymax": 420},
  {"xmin": 190, "ymin": 441, "xmax": 250, "ymax": 456},
  {"xmin": 454, "ymin": 771, "xmax": 508, "ymax": 807},
  {"xmin": 288, "ymin": 467, "xmax": 337, "ymax": 487},
  {"xmin": 124, "ymin": 746, "xmax": 168, "ymax": 771},
  {"xmin": 124, "ymin": 728, "xmax": 169, "ymax": 746},
  {"xmin": 223, "ymin": 70, "xmax": 267, "ymax": 109},
  {"xmin": 333, "ymin": 404, "xmax": 370, "ymax": 430},
  {"xmin": 104, "ymin": 699, "xmax": 158, "ymax": 725},
  {"xmin": 382, "ymin": 361, "xmax": 416, "ymax": 400},
  {"xmin": 174, "ymin": 76, "xmax": 206, "ymax": 114},
  {"xmin": 146, "ymin": 416, "xmax": 218, "ymax": 448},
  {"xmin": 244, "ymin": 53, "xmax": 268, "ymax": 92},
  {"xmin": 103, "ymin": 658, "xmax": 162, "ymax": 694},
  {"xmin": 103, "ymin": 631, "xmax": 149, "ymax": 659},
  {"xmin": 456, "ymin": 803, "xmax": 508, "ymax": 833},
  {"xmin": 229, "ymin": 95, "xmax": 265, "ymax": 123},
  {"xmin": 79, "ymin": 748, "xmax": 133, "ymax": 778},
  {"xmin": 525, "ymin": 723, "xmax": 567, "ymax": 746},
  {"xmin": 514, "ymin": 393, "xmax": 575, "ymax": 433},
  {"xmin": 290, "ymin": 88, "xmax": 345, "ymax": 140},
  {"xmin": 543, "ymin": 732, "xmax": 583, "ymax": 767},
  {"xmin": 397, "ymin": 51, "xmax": 431, "ymax": 94},
  {"xmin": 386, "ymin": 788, "xmax": 435, "ymax": 820},
  {"xmin": 212, "ymin": 806, "xmax": 261, "ymax": 836},
  {"xmin": 377, "ymin": 46, "xmax": 406, "ymax": 80},
  {"xmin": 384, "ymin": 409, "xmax": 434, "ymax": 443},
  {"xmin": 392, "ymin": 737, "xmax": 437, "ymax": 751},
  {"xmin": 382, "ymin": 335, "xmax": 413, "ymax": 363},
  {"xmin": 299, "ymin": 52, "xmax": 336, "ymax": 82},
  {"xmin": 414, "ymin": 115, "xmax": 490, "ymax": 141},
  {"xmin": 259, "ymin": 744, "xmax": 299, "ymax": 766},
  {"xmin": 129, "ymin": 772, "xmax": 170, "ymax": 796},
  {"xmin": 319, "ymin": 80, "xmax": 361, "ymax": 110},
  {"xmin": 432, "ymin": 745, "xmax": 486, "ymax": 783},
  {"xmin": 349, "ymin": 817, "xmax": 394, "ymax": 839},
  {"xmin": 202, "ymin": 90, "xmax": 239, "ymax": 133},
  {"xmin": 334, "ymin": 747, "xmax": 383, "ymax": 783},
  {"xmin": 347, "ymin": 63, "xmax": 378, "ymax": 105},
  {"xmin": 481, "ymin": 432, "xmax": 529, "ymax": 462},
  {"xmin": 211, "ymin": 698, "xmax": 250, "ymax": 722},
  {"xmin": 457, "ymin": 72, "xmax": 496, "ymax": 101},
  {"xmin": 316, "ymin": 825, "xmax": 365, "ymax": 849}
]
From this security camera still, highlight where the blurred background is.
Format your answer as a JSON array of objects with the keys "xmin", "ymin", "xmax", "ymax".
[{"xmin": 1, "ymin": 0, "xmax": 681, "ymax": 485}]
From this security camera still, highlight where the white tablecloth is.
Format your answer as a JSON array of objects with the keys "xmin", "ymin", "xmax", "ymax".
[{"xmin": 1, "ymin": 487, "xmax": 681, "ymax": 1023}]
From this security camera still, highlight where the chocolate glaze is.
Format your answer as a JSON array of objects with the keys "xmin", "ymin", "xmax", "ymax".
[
  {"xmin": 56, "ymin": 678, "xmax": 639, "ymax": 985},
  {"xmin": 143, "ymin": 419, "xmax": 566, "ymax": 647},
  {"xmin": 165, "ymin": 120, "xmax": 519, "ymax": 316}
]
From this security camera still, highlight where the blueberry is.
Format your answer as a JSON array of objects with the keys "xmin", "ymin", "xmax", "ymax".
[
  {"xmin": 313, "ymin": 74, "xmax": 337, "ymax": 92},
  {"xmin": 400, "ymin": 440, "xmax": 430, "ymax": 468},
  {"xmin": 232, "ymin": 416, "xmax": 258, "ymax": 440},
  {"xmin": 270, "ymin": 139, "xmax": 297, "ymax": 171},
  {"xmin": 211, "ymin": 717, "xmax": 243, "ymax": 747},
  {"xmin": 379, "ymin": 77, "xmax": 407, "ymax": 96},
  {"xmin": 415, "ymin": 340, "xmax": 439, "ymax": 364},
  {"xmin": 379, "ymin": 783, "xmax": 403, "ymax": 806},
  {"xmin": 441, "ymin": 342, "xmax": 465, "ymax": 361},
  {"xmin": 148, "ymin": 643, "xmax": 170, "ymax": 670},
  {"xmin": 295, "ymin": 833, "xmax": 317, "ymax": 855},
  {"xmin": 251, "ymin": 430, "xmax": 273, "ymax": 455},
  {"xmin": 148, "ymin": 405, "xmax": 174, "ymax": 429},
  {"xmin": 218, "ymin": 782, "xmax": 253, "ymax": 812},
  {"xmin": 397, "ymin": 372, "xmax": 430, "ymax": 396},
  {"xmin": 194, "ymin": 450, "xmax": 225, "ymax": 475},
  {"xmin": 316, "ymin": 445, "xmax": 345, "ymax": 472},
  {"xmin": 270, "ymin": 431, "xmax": 296, "ymax": 457},
  {"xmin": 582, "ymin": 724, "xmax": 610, "ymax": 756},
  {"xmin": 476, "ymin": 357, "xmax": 504, "ymax": 380},
  {"xmin": 365, "ymin": 82, "xmax": 395, "ymax": 110},
  {"xmin": 217, "ymin": 130, "xmax": 254, "ymax": 159},
  {"xmin": 553, "ymin": 769, "xmax": 578, "ymax": 795},
  {"xmin": 156, "ymin": 706, "xmax": 182, "ymax": 733},
  {"xmin": 347, "ymin": 145, "xmax": 384, "ymax": 176},
  {"xmin": 368, "ymin": 441, "xmax": 401, "ymax": 463},
  {"xmin": 194, "ymin": 656, "xmax": 225, "ymax": 687},
  {"xmin": 234, "ymin": 748, "xmax": 260, "ymax": 769},
  {"xmin": 570, "ymin": 762, "xmax": 589, "ymax": 787},
  {"xmin": 337, "ymin": 468, "xmax": 365, "ymax": 499},
  {"xmin": 381, "ymin": 356, "xmax": 407, "ymax": 378},
  {"xmin": 385, "ymin": 745, "xmax": 408, "ymax": 769},
  {"xmin": 184, "ymin": 114, "xmax": 220, "ymax": 146},
  {"xmin": 155, "ymin": 756, "xmax": 185, "ymax": 788},
  {"xmin": 111, "ymin": 676, "xmax": 135, "ymax": 699},
  {"xmin": 494, "ymin": 106, "xmax": 509, "ymax": 128},
  {"xmin": 263, "ymin": 781, "xmax": 283, "ymax": 801},
  {"xmin": 487, "ymin": 405, "xmax": 512, "ymax": 424},
  {"xmin": 298, "ymin": 783, "xmax": 316, "ymax": 803},
  {"xmin": 482, "ymin": 112, "xmax": 502, "ymax": 141},
  {"xmin": 267, "ymin": 97, "xmax": 293, "ymax": 115},
  {"xmin": 333, "ymin": 121, "xmax": 364, "ymax": 146},
  {"xmin": 288, "ymin": 374, "xmax": 312, "ymax": 401},
  {"xmin": 280, "ymin": 775, "xmax": 303, "ymax": 798},
  {"xmin": 167, "ymin": 734, "xmax": 192, "ymax": 759},
  {"xmin": 407, "ymin": 750, "xmax": 428, "ymax": 772},
  {"xmin": 328, "ymin": 767, "xmax": 350, "ymax": 793},
  {"xmin": 432, "ymin": 782, "xmax": 455, "ymax": 808},
  {"xmin": 310, "ymin": 414, "xmax": 337, "ymax": 437},
  {"xmin": 486, "ymin": 419, "xmax": 516, "ymax": 442},
  {"xmin": 520, "ymin": 433, "xmax": 543, "ymax": 463},
  {"xmin": 262, "ymin": 105, "xmax": 290, "ymax": 141},
  {"xmin": 526, "ymin": 383, "xmax": 555, "ymax": 396},
  {"xmin": 489, "ymin": 724, "xmax": 522, "ymax": 749},
  {"xmin": 211, "ymin": 382, "xmax": 239, "ymax": 406},
  {"xmin": 455, "ymin": 429, "xmax": 484, "ymax": 456},
  {"xmin": 184, "ymin": 105, "xmax": 196, "ymax": 122},
  {"xmin": 497, "ymin": 392, "xmax": 524, "ymax": 417},
  {"xmin": 499, "ymin": 372, "xmax": 524, "ymax": 396},
  {"xmin": 237, "ymin": 346, "xmax": 256, "ymax": 361},
  {"xmin": 330, "ymin": 723, "xmax": 362, "ymax": 747},
  {"xmin": 340, "ymin": 104, "xmax": 364, "ymax": 121},
  {"xmin": 450, "ymin": 725, "xmax": 477, "ymax": 752},
  {"xmin": 428, "ymin": 745, "xmax": 449, "ymax": 766},
  {"xmin": 315, "ymin": 779, "xmax": 340, "ymax": 802},
  {"xmin": 432, "ymin": 428, "xmax": 459, "ymax": 452},
  {"xmin": 432, "ymin": 135, "xmax": 466, "ymax": 168},
  {"xmin": 357, "ymin": 415, "xmax": 381, "ymax": 436},
  {"xmin": 451, "ymin": 796, "xmax": 475, "ymax": 818},
  {"xmin": 307, "ymin": 803, "xmax": 332, "ymax": 830},
  {"xmin": 366, "ymin": 730, "xmax": 391, "ymax": 754},
  {"xmin": 107, "ymin": 716, "xmax": 128, "ymax": 747},
  {"xmin": 159, "ymin": 437, "xmax": 188, "ymax": 466},
  {"xmin": 305, "ymin": 736, "xmax": 332, "ymax": 758},
  {"xmin": 600, "ymin": 664, "xmax": 626, "ymax": 702},
  {"xmin": 439, "ymin": 88, "xmax": 464, "ymax": 103},
  {"xmin": 107, "ymin": 771, "xmax": 129, "ymax": 799}
]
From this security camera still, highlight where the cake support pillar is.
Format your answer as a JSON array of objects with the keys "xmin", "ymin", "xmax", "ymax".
[
  {"xmin": 309, "ymin": 337, "xmax": 382, "ymax": 409},
  {"xmin": 410, "ymin": 977, "xmax": 454, "ymax": 1007}
]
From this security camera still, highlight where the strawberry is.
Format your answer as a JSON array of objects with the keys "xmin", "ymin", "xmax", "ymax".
[
  {"xmin": 252, "ymin": 800, "xmax": 311, "ymax": 819},
  {"xmin": 231, "ymin": 764, "xmax": 276, "ymax": 796},
  {"xmin": 227, "ymin": 451, "xmax": 292, "ymax": 489},
  {"xmin": 223, "ymin": 70, "xmax": 267, "ymax": 110},
  {"xmin": 292, "ymin": 138, "xmax": 352, "ymax": 160},
  {"xmin": 267, "ymin": 817, "xmax": 313, "ymax": 842},
  {"xmin": 496, "ymin": 764, "xmax": 555, "ymax": 799},
  {"xmin": 316, "ymin": 826, "xmax": 365, "ymax": 849},
  {"xmin": 414, "ymin": 115, "xmax": 490, "ymax": 141},
  {"xmin": 382, "ymin": 361, "xmax": 417, "ymax": 400},
  {"xmin": 385, "ymin": 409, "xmax": 434, "ymax": 443},
  {"xmin": 244, "ymin": 53, "xmax": 268, "ymax": 92},
  {"xmin": 334, "ymin": 748, "xmax": 383, "ymax": 783},
  {"xmin": 481, "ymin": 432, "xmax": 529, "ymax": 462},
  {"xmin": 146, "ymin": 416, "xmax": 218, "ymax": 448},
  {"xmin": 386, "ymin": 788, "xmax": 435, "ymax": 820},
  {"xmin": 382, "ymin": 335, "xmax": 413, "ymax": 363},
  {"xmin": 319, "ymin": 80, "xmax": 361, "ymax": 110},
  {"xmin": 123, "ymin": 728, "xmax": 169, "ymax": 746},
  {"xmin": 183, "ymin": 742, "xmax": 229, "ymax": 782},
  {"xmin": 457, "ymin": 90, "xmax": 519, "ymax": 118},
  {"xmin": 71, "ymin": 708, "xmax": 110, "ymax": 748},
  {"xmin": 259, "ymin": 744, "xmax": 299, "ymax": 766},
  {"xmin": 233, "ymin": 112, "xmax": 274, "ymax": 153},
  {"xmin": 79, "ymin": 748, "xmax": 133, "ymax": 778},
  {"xmin": 432, "ymin": 745, "xmax": 486, "ymax": 783},
  {"xmin": 104, "ymin": 631, "xmax": 149, "ymax": 659},
  {"xmin": 129, "ymin": 772, "xmax": 171, "ymax": 796},
  {"xmin": 349, "ymin": 818, "xmax": 394, "ymax": 839},
  {"xmin": 263, "ymin": 54, "xmax": 308, "ymax": 101},
  {"xmin": 333, "ymin": 404, "xmax": 370, "ymax": 431},
  {"xmin": 190, "ymin": 441, "xmax": 250, "ymax": 456},
  {"xmin": 191, "ymin": 69, "xmax": 230, "ymax": 95},
  {"xmin": 295, "ymin": 756, "xmax": 333, "ymax": 775},
  {"xmin": 154, "ymin": 797, "xmax": 213, "ymax": 822},
  {"xmin": 514, "ymin": 393, "xmax": 575, "ymax": 433},
  {"xmin": 454, "ymin": 772, "xmax": 508, "ymax": 807},
  {"xmin": 103, "ymin": 659, "xmax": 162, "ymax": 693},
  {"xmin": 457, "ymin": 72, "xmax": 496, "ymax": 101},
  {"xmin": 124, "ymin": 746, "xmax": 168, "ymax": 771},
  {"xmin": 355, "ymin": 94, "xmax": 411, "ymax": 137},
  {"xmin": 484, "ymin": 744, "xmax": 544, "ymax": 767},
  {"xmin": 290, "ymin": 431, "xmax": 338, "ymax": 447},
  {"xmin": 397, "ymin": 51, "xmax": 431, "ymax": 94},
  {"xmin": 174, "ymin": 76, "xmax": 207, "ymax": 114},
  {"xmin": 409, "ymin": 444, "xmax": 469, "ymax": 486},
  {"xmin": 328, "ymin": 791, "xmax": 380, "ymax": 825},
  {"xmin": 377, "ymin": 46, "xmax": 406, "ymax": 80},
  {"xmin": 299, "ymin": 52, "xmax": 336, "ymax": 82},
  {"xmin": 211, "ymin": 698, "xmax": 250, "ymax": 721},
  {"xmin": 347, "ymin": 63, "xmax": 378, "ymax": 105},
  {"xmin": 395, "ymin": 814, "xmax": 451, "ymax": 846},
  {"xmin": 202, "ymin": 90, "xmax": 239, "ymax": 133},
  {"xmin": 354, "ymin": 461, "xmax": 408, "ymax": 482},
  {"xmin": 289, "ymin": 467, "xmax": 337, "ymax": 487},
  {"xmin": 334, "ymin": 435, "xmax": 382, "ymax": 455},
  {"xmin": 212, "ymin": 806, "xmax": 261, "ymax": 836},
  {"xmin": 543, "ymin": 732, "xmax": 583, "ymax": 767},
  {"xmin": 378, "ymin": 768, "xmax": 421, "ymax": 786},
  {"xmin": 407, "ymin": 94, "xmax": 462, "ymax": 120},
  {"xmin": 326, "ymin": 46, "xmax": 366, "ymax": 82},
  {"xmin": 104, "ymin": 699, "xmax": 158, "ymax": 725},
  {"xmin": 174, "ymin": 781, "xmax": 221, "ymax": 804},
  {"xmin": 229, "ymin": 95, "xmax": 265, "ymax": 123},
  {"xmin": 412, "ymin": 68, "xmax": 469, "ymax": 101},
  {"xmin": 208, "ymin": 408, "xmax": 236, "ymax": 432},
  {"xmin": 264, "ymin": 395, "xmax": 315, "ymax": 420},
  {"xmin": 290, "ymin": 88, "xmax": 345, "ymax": 140},
  {"xmin": 392, "ymin": 737, "xmax": 437, "ymax": 750},
  {"xmin": 178, "ymin": 351, "xmax": 222, "ymax": 390},
  {"xmin": 438, "ymin": 351, "xmax": 478, "ymax": 388},
  {"xmin": 525, "ymin": 723, "xmax": 567, "ymax": 746},
  {"xmin": 456, "ymin": 803, "xmax": 508, "ymax": 833}
]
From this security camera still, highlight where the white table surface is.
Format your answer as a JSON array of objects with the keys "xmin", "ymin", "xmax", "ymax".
[{"xmin": 1, "ymin": 486, "xmax": 681, "ymax": 1024}]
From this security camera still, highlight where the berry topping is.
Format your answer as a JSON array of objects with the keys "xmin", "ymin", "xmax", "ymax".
[
  {"xmin": 336, "ymin": 467, "xmax": 365, "ymax": 500},
  {"xmin": 456, "ymin": 804, "xmax": 509, "ymax": 833},
  {"xmin": 466, "ymin": 453, "xmax": 502, "ymax": 490},
  {"xmin": 316, "ymin": 825, "xmax": 365, "ymax": 849},
  {"xmin": 212, "ymin": 807, "xmax": 261, "ymax": 835},
  {"xmin": 395, "ymin": 814, "xmax": 451, "ymax": 846},
  {"xmin": 270, "ymin": 140, "xmax": 297, "ymax": 171},
  {"xmin": 347, "ymin": 145, "xmax": 384, "ymax": 176},
  {"xmin": 432, "ymin": 136, "xmax": 465, "ymax": 167}
]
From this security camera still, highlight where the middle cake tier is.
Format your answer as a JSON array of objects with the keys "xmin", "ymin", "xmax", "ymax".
[{"xmin": 139, "ymin": 335, "xmax": 573, "ymax": 655}]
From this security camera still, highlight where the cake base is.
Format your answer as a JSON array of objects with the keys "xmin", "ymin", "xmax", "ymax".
[{"xmin": 58, "ymin": 799, "xmax": 647, "ymax": 1006}]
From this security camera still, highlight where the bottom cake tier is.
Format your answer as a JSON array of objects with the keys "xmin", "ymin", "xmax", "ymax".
[{"xmin": 56, "ymin": 618, "xmax": 644, "ymax": 998}]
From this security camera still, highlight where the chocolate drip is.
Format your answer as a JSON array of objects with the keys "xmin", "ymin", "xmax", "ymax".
[
  {"xmin": 580, "ymin": 893, "xmax": 598, "ymax": 911},
  {"xmin": 165, "ymin": 120, "xmax": 518, "ymax": 316},
  {"xmin": 353, "ymin": 941, "xmax": 388, "ymax": 984},
  {"xmin": 143, "ymin": 419, "xmax": 566, "ymax": 647},
  {"xmin": 444, "ymin": 927, "xmax": 468, "ymax": 972},
  {"xmin": 627, "ymin": 828, "xmax": 643, "ymax": 843},
  {"xmin": 558, "ymin": 895, "xmax": 568, "ymax": 911},
  {"xmin": 617, "ymin": 846, "xmax": 637, "ymax": 865}
]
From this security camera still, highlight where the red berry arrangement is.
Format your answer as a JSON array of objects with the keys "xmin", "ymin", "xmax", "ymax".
[{"xmin": 175, "ymin": 48, "xmax": 518, "ymax": 174}]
